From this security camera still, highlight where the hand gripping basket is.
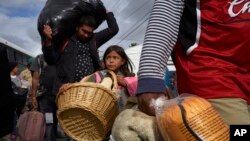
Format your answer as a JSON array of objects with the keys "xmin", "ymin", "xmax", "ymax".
[{"xmin": 56, "ymin": 70, "xmax": 119, "ymax": 141}]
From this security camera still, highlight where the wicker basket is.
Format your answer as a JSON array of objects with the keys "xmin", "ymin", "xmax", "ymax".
[{"xmin": 56, "ymin": 70, "xmax": 119, "ymax": 141}]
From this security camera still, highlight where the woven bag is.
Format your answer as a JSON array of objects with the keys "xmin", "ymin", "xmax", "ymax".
[{"xmin": 56, "ymin": 70, "xmax": 119, "ymax": 141}]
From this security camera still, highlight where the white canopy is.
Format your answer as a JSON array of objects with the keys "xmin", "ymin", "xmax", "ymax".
[
  {"xmin": 0, "ymin": 37, "xmax": 36, "ymax": 57},
  {"xmin": 125, "ymin": 44, "xmax": 176, "ymax": 75}
]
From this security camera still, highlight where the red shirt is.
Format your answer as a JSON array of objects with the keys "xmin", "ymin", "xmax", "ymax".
[{"xmin": 175, "ymin": 0, "xmax": 250, "ymax": 103}]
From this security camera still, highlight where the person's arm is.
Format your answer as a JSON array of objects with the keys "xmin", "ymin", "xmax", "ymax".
[
  {"xmin": 31, "ymin": 71, "xmax": 39, "ymax": 108},
  {"xmin": 31, "ymin": 71, "xmax": 39, "ymax": 98},
  {"xmin": 29, "ymin": 56, "xmax": 41, "ymax": 109},
  {"xmin": 30, "ymin": 56, "xmax": 40, "ymax": 109},
  {"xmin": 42, "ymin": 25, "xmax": 60, "ymax": 65},
  {"xmin": 137, "ymin": 0, "xmax": 184, "ymax": 116},
  {"xmin": 95, "ymin": 12, "xmax": 119, "ymax": 47},
  {"xmin": 124, "ymin": 77, "xmax": 138, "ymax": 96}
]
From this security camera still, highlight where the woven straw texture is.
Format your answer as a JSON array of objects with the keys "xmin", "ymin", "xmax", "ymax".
[{"xmin": 57, "ymin": 70, "xmax": 119, "ymax": 141}]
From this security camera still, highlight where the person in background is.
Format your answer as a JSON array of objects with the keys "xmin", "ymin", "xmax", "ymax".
[
  {"xmin": 9, "ymin": 62, "xmax": 22, "ymax": 87},
  {"xmin": 102, "ymin": 45, "xmax": 137, "ymax": 111},
  {"xmin": 102, "ymin": 45, "xmax": 161, "ymax": 141},
  {"xmin": 42, "ymin": 10, "xmax": 119, "ymax": 96},
  {"xmin": 9, "ymin": 62, "xmax": 30, "ymax": 112},
  {"xmin": 43, "ymin": 10, "xmax": 118, "ymax": 141},
  {"xmin": 164, "ymin": 68, "xmax": 170, "ymax": 89},
  {"xmin": 9, "ymin": 62, "xmax": 28, "ymax": 141},
  {"xmin": 20, "ymin": 57, "xmax": 33, "ymax": 85},
  {"xmin": 137, "ymin": 0, "xmax": 250, "ymax": 125},
  {"xmin": 30, "ymin": 54, "xmax": 57, "ymax": 141},
  {"xmin": 164, "ymin": 68, "xmax": 175, "ymax": 99},
  {"xmin": 169, "ymin": 74, "xmax": 178, "ymax": 98}
]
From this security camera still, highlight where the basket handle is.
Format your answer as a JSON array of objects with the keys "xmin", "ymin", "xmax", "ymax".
[
  {"xmin": 57, "ymin": 83, "xmax": 71, "ymax": 95},
  {"xmin": 80, "ymin": 70, "xmax": 118, "ymax": 92},
  {"xmin": 103, "ymin": 70, "xmax": 118, "ymax": 93}
]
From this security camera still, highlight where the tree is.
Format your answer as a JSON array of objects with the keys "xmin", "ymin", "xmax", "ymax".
[{"xmin": 129, "ymin": 42, "xmax": 138, "ymax": 47}]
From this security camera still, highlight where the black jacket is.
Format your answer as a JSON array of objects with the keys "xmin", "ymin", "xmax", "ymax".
[
  {"xmin": 42, "ymin": 12, "xmax": 119, "ymax": 93},
  {"xmin": 0, "ymin": 46, "xmax": 15, "ymax": 137}
]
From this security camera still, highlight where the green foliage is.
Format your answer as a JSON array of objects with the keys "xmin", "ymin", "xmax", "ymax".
[{"xmin": 129, "ymin": 42, "xmax": 138, "ymax": 47}]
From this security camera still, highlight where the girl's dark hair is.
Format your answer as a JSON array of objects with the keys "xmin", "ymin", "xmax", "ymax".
[
  {"xmin": 77, "ymin": 15, "xmax": 97, "ymax": 29},
  {"xmin": 103, "ymin": 45, "xmax": 134, "ymax": 77}
]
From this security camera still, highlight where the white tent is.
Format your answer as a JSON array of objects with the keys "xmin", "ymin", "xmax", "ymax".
[
  {"xmin": 0, "ymin": 37, "xmax": 36, "ymax": 57},
  {"xmin": 125, "ymin": 44, "xmax": 176, "ymax": 75}
]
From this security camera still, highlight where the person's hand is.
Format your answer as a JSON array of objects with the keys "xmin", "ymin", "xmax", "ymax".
[
  {"xmin": 31, "ymin": 96, "xmax": 38, "ymax": 110},
  {"xmin": 59, "ymin": 83, "xmax": 71, "ymax": 93},
  {"xmin": 106, "ymin": 8, "xmax": 109, "ymax": 14},
  {"xmin": 117, "ymin": 75, "xmax": 126, "ymax": 87},
  {"xmin": 137, "ymin": 93, "xmax": 165, "ymax": 116},
  {"xmin": 43, "ymin": 25, "xmax": 53, "ymax": 46},
  {"xmin": 43, "ymin": 25, "xmax": 53, "ymax": 40}
]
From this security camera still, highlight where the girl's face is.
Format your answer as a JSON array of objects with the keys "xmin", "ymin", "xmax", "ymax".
[{"xmin": 105, "ymin": 51, "xmax": 125, "ymax": 72}]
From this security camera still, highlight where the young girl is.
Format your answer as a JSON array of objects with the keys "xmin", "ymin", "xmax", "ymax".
[{"xmin": 103, "ymin": 45, "xmax": 137, "ymax": 111}]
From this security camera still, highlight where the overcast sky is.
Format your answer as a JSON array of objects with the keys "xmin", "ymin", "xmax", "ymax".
[{"xmin": 0, "ymin": 0, "xmax": 154, "ymax": 57}]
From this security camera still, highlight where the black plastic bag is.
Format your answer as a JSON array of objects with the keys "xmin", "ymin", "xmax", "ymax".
[
  {"xmin": 11, "ymin": 82, "xmax": 28, "ymax": 96},
  {"xmin": 11, "ymin": 82, "xmax": 28, "ymax": 107},
  {"xmin": 37, "ymin": 0, "xmax": 106, "ymax": 49}
]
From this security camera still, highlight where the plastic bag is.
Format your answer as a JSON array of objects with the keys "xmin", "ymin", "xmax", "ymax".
[
  {"xmin": 37, "ymin": 0, "xmax": 106, "ymax": 49},
  {"xmin": 11, "ymin": 82, "xmax": 28, "ymax": 110},
  {"xmin": 153, "ymin": 94, "xmax": 229, "ymax": 141},
  {"xmin": 18, "ymin": 111, "xmax": 46, "ymax": 141}
]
